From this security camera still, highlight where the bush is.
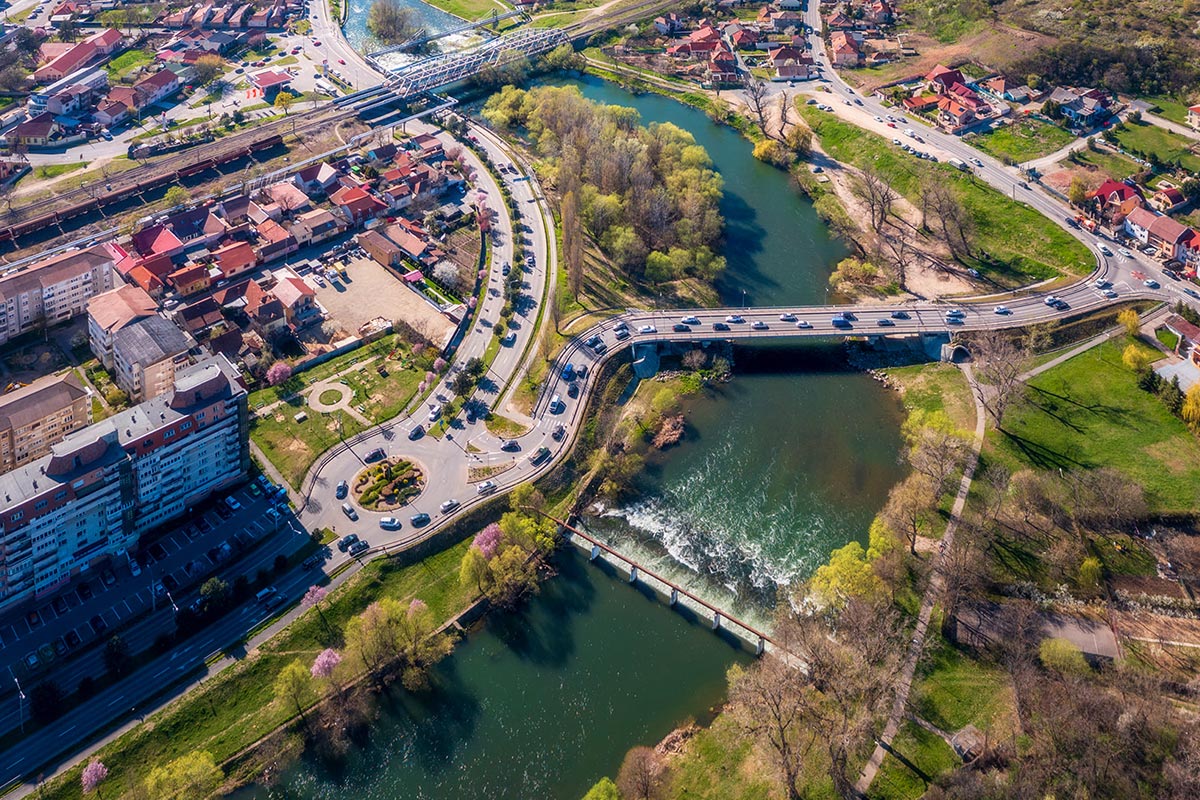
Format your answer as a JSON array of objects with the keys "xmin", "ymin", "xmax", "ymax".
[{"xmin": 1039, "ymin": 638, "xmax": 1090, "ymax": 676}]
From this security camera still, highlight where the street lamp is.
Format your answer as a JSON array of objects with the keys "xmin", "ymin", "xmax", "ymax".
[{"xmin": 9, "ymin": 669, "xmax": 24, "ymax": 736}]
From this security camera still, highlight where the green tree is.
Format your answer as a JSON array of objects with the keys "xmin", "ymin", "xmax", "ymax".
[
  {"xmin": 1182, "ymin": 383, "xmax": 1200, "ymax": 432},
  {"xmin": 273, "ymin": 91, "xmax": 295, "ymax": 116},
  {"xmin": 273, "ymin": 659, "xmax": 311, "ymax": 719},
  {"xmin": 200, "ymin": 576, "xmax": 229, "ymax": 607},
  {"xmin": 811, "ymin": 542, "xmax": 884, "ymax": 607},
  {"xmin": 1078, "ymin": 556, "xmax": 1102, "ymax": 589},
  {"xmin": 163, "ymin": 185, "xmax": 190, "ymax": 207},
  {"xmin": 144, "ymin": 751, "xmax": 222, "ymax": 800},
  {"xmin": 1123, "ymin": 343, "xmax": 1150, "ymax": 372},
  {"xmin": 193, "ymin": 54, "xmax": 224, "ymax": 86},
  {"xmin": 785, "ymin": 124, "xmax": 813, "ymax": 156},
  {"xmin": 583, "ymin": 778, "xmax": 621, "ymax": 800},
  {"xmin": 1067, "ymin": 176, "xmax": 1088, "ymax": 206},
  {"xmin": 752, "ymin": 138, "xmax": 790, "ymax": 168},
  {"xmin": 1118, "ymin": 308, "xmax": 1140, "ymax": 337},
  {"xmin": 1038, "ymin": 638, "xmax": 1090, "ymax": 676}
]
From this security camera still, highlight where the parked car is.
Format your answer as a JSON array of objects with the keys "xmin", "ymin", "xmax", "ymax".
[
  {"xmin": 348, "ymin": 540, "xmax": 370, "ymax": 557},
  {"xmin": 336, "ymin": 481, "xmax": 349, "ymax": 499},
  {"xmin": 78, "ymin": 581, "xmax": 93, "ymax": 601},
  {"xmin": 337, "ymin": 534, "xmax": 360, "ymax": 552}
]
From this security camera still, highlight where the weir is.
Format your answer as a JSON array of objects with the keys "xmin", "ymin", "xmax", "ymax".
[{"xmin": 547, "ymin": 514, "xmax": 775, "ymax": 655}]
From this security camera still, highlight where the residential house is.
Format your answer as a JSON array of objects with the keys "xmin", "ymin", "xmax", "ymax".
[
  {"xmin": 1150, "ymin": 186, "xmax": 1187, "ymax": 214},
  {"xmin": 1089, "ymin": 178, "xmax": 1144, "ymax": 222},
  {"xmin": 825, "ymin": 7, "xmax": 854, "ymax": 29},
  {"xmin": 828, "ymin": 31, "xmax": 861, "ymax": 67},
  {"xmin": 902, "ymin": 93, "xmax": 939, "ymax": 113},
  {"xmin": 383, "ymin": 223, "xmax": 444, "ymax": 268},
  {"xmin": 0, "ymin": 245, "xmax": 115, "ymax": 345},
  {"xmin": 667, "ymin": 25, "xmax": 723, "ymax": 59},
  {"xmin": 708, "ymin": 50, "xmax": 739, "ymax": 86},
  {"xmin": 112, "ymin": 315, "xmax": 191, "ymax": 402},
  {"xmin": 262, "ymin": 181, "xmax": 312, "ymax": 216},
  {"xmin": 212, "ymin": 240, "xmax": 257, "ymax": 279},
  {"xmin": 131, "ymin": 224, "xmax": 185, "ymax": 261},
  {"xmin": 866, "ymin": 0, "xmax": 893, "ymax": 24},
  {"xmin": 1164, "ymin": 313, "xmax": 1200, "ymax": 363},
  {"xmin": 270, "ymin": 273, "xmax": 319, "ymax": 327},
  {"xmin": 1123, "ymin": 206, "xmax": 1159, "ymax": 245},
  {"xmin": 133, "ymin": 69, "xmax": 181, "ymax": 108},
  {"xmin": 985, "ymin": 76, "xmax": 1029, "ymax": 103},
  {"xmin": 253, "ymin": 219, "xmax": 298, "ymax": 263},
  {"xmin": 1046, "ymin": 86, "xmax": 1110, "ymax": 128},
  {"xmin": 329, "ymin": 185, "xmax": 386, "ymax": 227},
  {"xmin": 936, "ymin": 96, "xmax": 975, "ymax": 130},
  {"xmin": 163, "ymin": 207, "xmax": 227, "ymax": 247},
  {"xmin": 127, "ymin": 265, "xmax": 166, "ymax": 299},
  {"xmin": 243, "ymin": 281, "xmax": 286, "ymax": 336},
  {"xmin": 925, "ymin": 65, "xmax": 966, "ymax": 95},
  {"xmin": 366, "ymin": 143, "xmax": 398, "ymax": 165},
  {"xmin": 175, "ymin": 297, "xmax": 224, "ymax": 335},
  {"xmin": 654, "ymin": 13, "xmax": 683, "ymax": 34},
  {"xmin": 288, "ymin": 208, "xmax": 344, "ymax": 246},
  {"xmin": 766, "ymin": 10, "xmax": 803, "ymax": 30},
  {"xmin": 410, "ymin": 133, "xmax": 444, "ymax": 160},
  {"xmin": 357, "ymin": 229, "xmax": 403, "ymax": 268},
  {"xmin": 0, "ymin": 372, "xmax": 90, "ymax": 473},
  {"xmin": 730, "ymin": 29, "xmax": 758, "ymax": 50},
  {"xmin": 1189, "ymin": 104, "xmax": 1200, "ymax": 130},
  {"xmin": 1180, "ymin": 230, "xmax": 1200, "ymax": 272},
  {"xmin": 768, "ymin": 46, "xmax": 814, "ymax": 80},
  {"xmin": 167, "ymin": 264, "xmax": 211, "ymax": 296},
  {"xmin": 293, "ymin": 162, "xmax": 341, "ymax": 196},
  {"xmin": 6, "ymin": 113, "xmax": 60, "ymax": 148},
  {"xmin": 94, "ymin": 100, "xmax": 131, "ymax": 127},
  {"xmin": 86, "ymin": 283, "xmax": 158, "ymax": 369},
  {"xmin": 1147, "ymin": 214, "xmax": 1192, "ymax": 260}
]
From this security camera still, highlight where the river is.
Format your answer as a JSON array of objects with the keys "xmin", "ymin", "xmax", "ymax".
[{"xmin": 242, "ymin": 48, "xmax": 905, "ymax": 800}]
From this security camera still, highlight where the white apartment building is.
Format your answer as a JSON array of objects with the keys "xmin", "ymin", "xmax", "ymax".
[
  {"xmin": 0, "ymin": 356, "xmax": 248, "ymax": 609},
  {"xmin": 0, "ymin": 245, "xmax": 116, "ymax": 345},
  {"xmin": 112, "ymin": 315, "xmax": 191, "ymax": 402}
]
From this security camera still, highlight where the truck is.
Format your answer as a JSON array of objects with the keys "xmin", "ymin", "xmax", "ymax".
[{"xmin": 947, "ymin": 157, "xmax": 970, "ymax": 172}]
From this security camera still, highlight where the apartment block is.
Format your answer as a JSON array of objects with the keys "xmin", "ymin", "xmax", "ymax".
[
  {"xmin": 112, "ymin": 315, "xmax": 191, "ymax": 402},
  {"xmin": 0, "ymin": 373, "xmax": 91, "ymax": 474},
  {"xmin": 0, "ymin": 356, "xmax": 248, "ymax": 609},
  {"xmin": 87, "ymin": 283, "xmax": 158, "ymax": 370},
  {"xmin": 0, "ymin": 245, "xmax": 116, "ymax": 345}
]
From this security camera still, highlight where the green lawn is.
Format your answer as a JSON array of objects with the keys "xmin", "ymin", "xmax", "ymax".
[
  {"xmin": 105, "ymin": 48, "xmax": 154, "ymax": 80},
  {"xmin": 36, "ymin": 539, "xmax": 476, "ymax": 800},
  {"xmin": 990, "ymin": 338, "xmax": 1200, "ymax": 514},
  {"xmin": 1157, "ymin": 328, "xmax": 1181, "ymax": 351},
  {"xmin": 898, "ymin": 0, "xmax": 992, "ymax": 42},
  {"xmin": 250, "ymin": 408, "xmax": 366, "ymax": 489},
  {"xmin": 912, "ymin": 638, "xmax": 1015, "ymax": 734},
  {"xmin": 423, "ymin": 0, "xmax": 507, "ymax": 19},
  {"xmin": 1146, "ymin": 95, "xmax": 1193, "ymax": 125},
  {"xmin": 665, "ymin": 714, "xmax": 780, "ymax": 800},
  {"xmin": 248, "ymin": 335, "xmax": 409, "ymax": 409},
  {"xmin": 882, "ymin": 362, "xmax": 975, "ymax": 431},
  {"xmin": 970, "ymin": 118, "xmax": 1077, "ymax": 164},
  {"xmin": 1111, "ymin": 120, "xmax": 1200, "ymax": 173},
  {"xmin": 868, "ymin": 722, "xmax": 960, "ymax": 800},
  {"xmin": 34, "ymin": 162, "xmax": 87, "ymax": 179},
  {"xmin": 1065, "ymin": 147, "xmax": 1143, "ymax": 180},
  {"xmin": 799, "ymin": 105, "xmax": 1093, "ymax": 285}
]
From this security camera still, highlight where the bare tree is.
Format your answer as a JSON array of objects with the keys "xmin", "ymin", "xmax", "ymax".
[
  {"xmin": 920, "ymin": 181, "xmax": 973, "ymax": 258},
  {"xmin": 775, "ymin": 92, "xmax": 791, "ymax": 140},
  {"xmin": 727, "ymin": 652, "xmax": 812, "ymax": 800},
  {"xmin": 562, "ymin": 189, "xmax": 583, "ymax": 299},
  {"xmin": 903, "ymin": 415, "xmax": 969, "ymax": 497},
  {"xmin": 616, "ymin": 746, "xmax": 665, "ymax": 800},
  {"xmin": 970, "ymin": 331, "xmax": 1027, "ymax": 430},
  {"xmin": 853, "ymin": 165, "xmax": 897, "ymax": 232},
  {"xmin": 743, "ymin": 77, "xmax": 770, "ymax": 138}
]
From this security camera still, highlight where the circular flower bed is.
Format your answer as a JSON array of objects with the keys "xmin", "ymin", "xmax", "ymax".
[{"xmin": 353, "ymin": 458, "xmax": 425, "ymax": 510}]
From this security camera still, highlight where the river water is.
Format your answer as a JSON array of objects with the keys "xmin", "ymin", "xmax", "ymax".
[{"xmin": 242, "ymin": 49, "xmax": 906, "ymax": 799}]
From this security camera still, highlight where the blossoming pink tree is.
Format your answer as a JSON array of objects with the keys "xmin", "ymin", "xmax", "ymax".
[{"xmin": 81, "ymin": 759, "xmax": 108, "ymax": 797}]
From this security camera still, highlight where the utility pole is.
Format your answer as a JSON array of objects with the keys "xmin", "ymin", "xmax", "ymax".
[{"xmin": 8, "ymin": 668, "xmax": 24, "ymax": 736}]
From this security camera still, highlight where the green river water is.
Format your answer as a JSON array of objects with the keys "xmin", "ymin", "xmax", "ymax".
[{"xmin": 237, "ymin": 72, "xmax": 906, "ymax": 798}]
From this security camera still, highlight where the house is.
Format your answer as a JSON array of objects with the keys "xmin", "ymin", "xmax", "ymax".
[
  {"xmin": 128, "ymin": 265, "xmax": 166, "ymax": 299},
  {"xmin": 926, "ymin": 65, "xmax": 966, "ymax": 94},
  {"xmin": 985, "ymin": 76, "xmax": 1029, "ymax": 103},
  {"xmin": 707, "ymin": 50, "xmax": 740, "ymax": 86},
  {"xmin": 1089, "ymin": 179, "xmax": 1144, "ymax": 221},
  {"xmin": 270, "ymin": 273, "xmax": 319, "ymax": 327},
  {"xmin": 946, "ymin": 81, "xmax": 988, "ymax": 112},
  {"xmin": 288, "ymin": 208, "xmax": 344, "ymax": 246},
  {"xmin": 825, "ymin": 7, "xmax": 854, "ymax": 29},
  {"xmin": 45, "ymin": 84, "xmax": 95, "ymax": 116},
  {"xmin": 730, "ymin": 29, "xmax": 758, "ymax": 50},
  {"xmin": 767, "ymin": 10, "xmax": 803, "ymax": 30},
  {"xmin": 132, "ymin": 224, "xmax": 185, "ymax": 260},
  {"xmin": 1180, "ymin": 230, "xmax": 1200, "ymax": 272},
  {"xmin": 1150, "ymin": 186, "xmax": 1188, "ymax": 214},
  {"xmin": 329, "ymin": 185, "xmax": 387, "ymax": 227},
  {"xmin": 1046, "ymin": 86, "xmax": 1110, "ymax": 128},
  {"xmin": 1123, "ymin": 206, "xmax": 1159, "ymax": 244},
  {"xmin": 262, "ymin": 181, "xmax": 312, "ymax": 216},
  {"xmin": 94, "ymin": 100, "xmax": 131, "ymax": 127},
  {"xmin": 33, "ymin": 39, "xmax": 97, "ymax": 83},
  {"xmin": 87, "ymin": 28, "xmax": 123, "ymax": 56},
  {"xmin": 1147, "ymin": 214, "xmax": 1192, "ymax": 260},
  {"xmin": 253, "ymin": 218, "xmax": 298, "ymax": 262},
  {"xmin": 111, "ymin": 315, "xmax": 191, "ymax": 402},
  {"xmin": 1164, "ymin": 314, "xmax": 1200, "ymax": 364},
  {"xmin": 410, "ymin": 133, "xmax": 444, "ymax": 160},
  {"xmin": 87, "ymin": 283, "xmax": 158, "ymax": 369},
  {"xmin": 937, "ymin": 96, "xmax": 976, "ymax": 130},
  {"xmin": 866, "ymin": 0, "xmax": 893, "ymax": 24},
  {"xmin": 383, "ymin": 223, "xmax": 444, "ymax": 268},
  {"xmin": 133, "ymin": 69, "xmax": 181, "ymax": 108},
  {"xmin": 293, "ymin": 162, "xmax": 341, "ymax": 195},
  {"xmin": 828, "ymin": 31, "xmax": 861, "ymax": 67},
  {"xmin": 768, "ymin": 46, "xmax": 814, "ymax": 80},
  {"xmin": 6, "ymin": 113, "xmax": 60, "ymax": 147},
  {"xmin": 1189, "ymin": 104, "xmax": 1200, "ymax": 130},
  {"xmin": 653, "ymin": 13, "xmax": 683, "ymax": 34},
  {"xmin": 243, "ymin": 282, "xmax": 287, "ymax": 335},
  {"xmin": 167, "ymin": 264, "xmax": 211, "ymax": 296},
  {"xmin": 175, "ymin": 297, "xmax": 224, "ymax": 334},
  {"xmin": 902, "ymin": 93, "xmax": 940, "ymax": 113},
  {"xmin": 212, "ymin": 240, "xmax": 257, "ymax": 278},
  {"xmin": 164, "ymin": 207, "xmax": 227, "ymax": 246},
  {"xmin": 366, "ymin": 143, "xmax": 398, "ymax": 165},
  {"xmin": 249, "ymin": 69, "xmax": 292, "ymax": 97},
  {"xmin": 357, "ymin": 229, "xmax": 403, "ymax": 268}
]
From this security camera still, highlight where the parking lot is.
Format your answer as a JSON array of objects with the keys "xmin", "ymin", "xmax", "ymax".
[{"xmin": 0, "ymin": 477, "xmax": 303, "ymax": 681}]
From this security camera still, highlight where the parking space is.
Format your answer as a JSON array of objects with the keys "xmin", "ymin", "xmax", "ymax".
[{"xmin": 2, "ymin": 476, "xmax": 299, "ymax": 680}]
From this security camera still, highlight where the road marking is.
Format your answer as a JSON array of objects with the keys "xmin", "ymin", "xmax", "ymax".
[{"xmin": 57, "ymin": 725, "xmax": 76, "ymax": 737}]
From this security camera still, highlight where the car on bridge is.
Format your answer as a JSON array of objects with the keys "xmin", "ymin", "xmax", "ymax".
[
  {"xmin": 993, "ymin": 306, "xmax": 1011, "ymax": 315},
  {"xmin": 561, "ymin": 363, "xmax": 576, "ymax": 380},
  {"xmin": 614, "ymin": 328, "xmax": 631, "ymax": 340},
  {"xmin": 552, "ymin": 424, "xmax": 566, "ymax": 441},
  {"xmin": 638, "ymin": 325, "xmax": 657, "ymax": 334},
  {"xmin": 876, "ymin": 318, "xmax": 895, "ymax": 326},
  {"xmin": 1103, "ymin": 289, "xmax": 1119, "ymax": 299},
  {"xmin": 349, "ymin": 540, "xmax": 370, "ymax": 557},
  {"xmin": 779, "ymin": 312, "xmax": 796, "ymax": 321},
  {"xmin": 725, "ymin": 314, "xmax": 745, "ymax": 324},
  {"xmin": 890, "ymin": 310, "xmax": 910, "ymax": 319},
  {"xmin": 712, "ymin": 322, "xmax": 730, "ymax": 331},
  {"xmin": 752, "ymin": 321, "xmax": 768, "ymax": 330},
  {"xmin": 796, "ymin": 320, "xmax": 812, "ymax": 329},
  {"xmin": 379, "ymin": 518, "xmax": 401, "ymax": 530},
  {"xmin": 831, "ymin": 317, "xmax": 852, "ymax": 329},
  {"xmin": 477, "ymin": 480, "xmax": 498, "ymax": 495},
  {"xmin": 681, "ymin": 315, "xmax": 700, "ymax": 325},
  {"xmin": 946, "ymin": 308, "xmax": 965, "ymax": 318},
  {"xmin": 529, "ymin": 446, "xmax": 551, "ymax": 465}
]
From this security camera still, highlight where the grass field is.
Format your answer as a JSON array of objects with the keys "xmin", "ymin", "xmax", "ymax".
[
  {"xmin": 1064, "ymin": 147, "xmax": 1142, "ymax": 180},
  {"xmin": 1111, "ymin": 120, "xmax": 1200, "ymax": 173},
  {"xmin": 912, "ymin": 638, "xmax": 1016, "ymax": 734},
  {"xmin": 799, "ymin": 105, "xmax": 1094, "ymax": 285},
  {"xmin": 424, "ymin": 0, "xmax": 510, "ymax": 19},
  {"xmin": 899, "ymin": 0, "xmax": 992, "ymax": 42},
  {"xmin": 868, "ymin": 722, "xmax": 960, "ymax": 800},
  {"xmin": 989, "ymin": 338, "xmax": 1200, "ymax": 514},
  {"xmin": 882, "ymin": 362, "xmax": 976, "ymax": 431},
  {"xmin": 105, "ymin": 48, "xmax": 154, "ymax": 80},
  {"xmin": 251, "ymin": 408, "xmax": 367, "ymax": 488},
  {"xmin": 1146, "ymin": 95, "xmax": 1193, "ymax": 125},
  {"xmin": 970, "ymin": 119, "xmax": 1076, "ymax": 164},
  {"xmin": 34, "ymin": 162, "xmax": 88, "ymax": 179},
  {"xmin": 36, "ymin": 540, "xmax": 476, "ymax": 800}
]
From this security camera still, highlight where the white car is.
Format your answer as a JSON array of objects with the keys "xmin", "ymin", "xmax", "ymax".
[
  {"xmin": 1118, "ymin": 247, "xmax": 1133, "ymax": 258},
  {"xmin": 796, "ymin": 320, "xmax": 812, "ymax": 329},
  {"xmin": 945, "ymin": 308, "xmax": 965, "ymax": 318},
  {"xmin": 874, "ymin": 115, "xmax": 883, "ymax": 122},
  {"xmin": 1102, "ymin": 289, "xmax": 1118, "ymax": 298},
  {"xmin": 779, "ymin": 312, "xmax": 796, "ymax": 321},
  {"xmin": 680, "ymin": 315, "xmax": 700, "ymax": 325},
  {"xmin": 751, "ymin": 320, "xmax": 768, "ymax": 330},
  {"xmin": 477, "ymin": 480, "xmax": 498, "ymax": 495},
  {"xmin": 379, "ymin": 517, "xmax": 401, "ymax": 530},
  {"xmin": 638, "ymin": 324, "xmax": 657, "ymax": 334},
  {"xmin": 725, "ymin": 314, "xmax": 745, "ymax": 324},
  {"xmin": 1043, "ymin": 295, "xmax": 1059, "ymax": 306},
  {"xmin": 427, "ymin": 405, "xmax": 442, "ymax": 422},
  {"xmin": 439, "ymin": 499, "xmax": 460, "ymax": 513},
  {"xmin": 993, "ymin": 305, "xmax": 1011, "ymax": 315},
  {"xmin": 972, "ymin": 158, "xmax": 983, "ymax": 167}
]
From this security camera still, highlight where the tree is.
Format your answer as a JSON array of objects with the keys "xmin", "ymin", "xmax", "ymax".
[
  {"xmin": 311, "ymin": 648, "xmax": 342, "ymax": 685},
  {"xmin": 1118, "ymin": 308, "xmax": 1140, "ymax": 337},
  {"xmin": 274, "ymin": 659, "xmax": 311, "ymax": 719},
  {"xmin": 880, "ymin": 473, "xmax": 936, "ymax": 555},
  {"xmin": 1067, "ymin": 176, "xmax": 1088, "ymax": 206},
  {"xmin": 266, "ymin": 361, "xmax": 292, "ymax": 386},
  {"xmin": 1038, "ymin": 637, "xmax": 1090, "ymax": 676},
  {"xmin": 854, "ymin": 165, "xmax": 897, "ymax": 232},
  {"xmin": 727, "ymin": 656, "xmax": 809, "ymax": 799},
  {"xmin": 1078, "ymin": 556, "xmax": 1102, "ymax": 589},
  {"xmin": 785, "ymin": 124, "xmax": 812, "ymax": 157},
  {"xmin": 562, "ymin": 189, "xmax": 583, "ymax": 299},
  {"xmin": 1183, "ymin": 384, "xmax": 1200, "ymax": 433},
  {"xmin": 970, "ymin": 331, "xmax": 1027, "ymax": 430},
  {"xmin": 200, "ymin": 576, "xmax": 229, "ymax": 610},
  {"xmin": 1123, "ymin": 343, "xmax": 1151, "ymax": 372},
  {"xmin": 81, "ymin": 759, "xmax": 108, "ymax": 797},
  {"xmin": 104, "ymin": 635, "xmax": 130, "ymax": 677},
  {"xmin": 810, "ymin": 541, "xmax": 883, "ymax": 607},
  {"xmin": 616, "ymin": 746, "xmax": 665, "ymax": 800},
  {"xmin": 194, "ymin": 54, "xmax": 224, "ymax": 86},
  {"xmin": 303, "ymin": 584, "xmax": 330, "ymax": 631},
  {"xmin": 367, "ymin": 0, "xmax": 421, "ymax": 43},
  {"xmin": 583, "ymin": 778, "xmax": 621, "ymax": 800},
  {"xmin": 753, "ymin": 138, "xmax": 791, "ymax": 168},
  {"xmin": 163, "ymin": 185, "xmax": 190, "ymax": 207},
  {"xmin": 742, "ymin": 77, "xmax": 770, "ymax": 137},
  {"xmin": 144, "ymin": 751, "xmax": 223, "ymax": 800},
  {"xmin": 902, "ymin": 409, "xmax": 968, "ymax": 497},
  {"xmin": 273, "ymin": 91, "xmax": 296, "ymax": 116},
  {"xmin": 920, "ymin": 181, "xmax": 973, "ymax": 258}
]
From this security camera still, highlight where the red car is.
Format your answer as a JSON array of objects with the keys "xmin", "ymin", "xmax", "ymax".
[
  {"xmin": 887, "ymin": 122, "xmax": 897, "ymax": 128},
  {"xmin": 313, "ymin": 40, "xmax": 322, "ymax": 46},
  {"xmin": 338, "ymin": 58, "xmax": 345, "ymax": 64}
]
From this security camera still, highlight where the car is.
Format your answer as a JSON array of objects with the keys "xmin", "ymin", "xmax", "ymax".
[
  {"xmin": 128, "ymin": 557, "xmax": 142, "ymax": 577},
  {"xmin": 831, "ymin": 317, "xmax": 852, "ymax": 329},
  {"xmin": 91, "ymin": 614, "xmax": 107, "ymax": 634},
  {"xmin": 891, "ymin": 138, "xmax": 901, "ymax": 146},
  {"xmin": 993, "ymin": 305, "xmax": 1011, "ymax": 315},
  {"xmin": 1165, "ymin": 269, "xmax": 1181, "ymax": 281},
  {"xmin": 945, "ymin": 315, "xmax": 964, "ymax": 325},
  {"xmin": 1186, "ymin": 288, "xmax": 1200, "ymax": 300},
  {"xmin": 336, "ymin": 481, "xmax": 349, "ymax": 499},
  {"xmin": 1141, "ymin": 245, "xmax": 1157, "ymax": 255},
  {"xmin": 887, "ymin": 122, "xmax": 897, "ymax": 128},
  {"xmin": 408, "ymin": 424, "xmax": 424, "ymax": 440},
  {"xmin": 1052, "ymin": 299, "xmax": 1070, "ymax": 310},
  {"xmin": 725, "ymin": 314, "xmax": 744, "ymax": 324},
  {"xmin": 1118, "ymin": 247, "xmax": 1133, "ymax": 258},
  {"xmin": 890, "ymin": 310, "xmax": 910, "ymax": 319},
  {"xmin": 410, "ymin": 512, "xmax": 431, "ymax": 526},
  {"xmin": 568, "ymin": 383, "xmax": 580, "ymax": 398},
  {"xmin": 101, "ymin": 568, "xmax": 116, "ymax": 587},
  {"xmin": 680, "ymin": 315, "xmax": 700, "ymax": 325},
  {"xmin": 477, "ymin": 480, "xmax": 498, "ymax": 495},
  {"xmin": 584, "ymin": 334, "xmax": 601, "ymax": 348},
  {"xmin": 78, "ymin": 581, "xmax": 93, "ymax": 601},
  {"xmin": 247, "ymin": 482, "xmax": 262, "ymax": 498},
  {"xmin": 379, "ymin": 516, "xmax": 401, "ymax": 530},
  {"xmin": 312, "ymin": 39, "xmax": 321, "ymax": 45},
  {"xmin": 550, "ymin": 394, "xmax": 563, "ymax": 413},
  {"xmin": 854, "ymin": 98, "xmax": 863, "ymax": 105},
  {"xmin": 779, "ymin": 312, "xmax": 796, "ymax": 321},
  {"xmin": 672, "ymin": 323, "xmax": 691, "ymax": 332},
  {"xmin": 152, "ymin": 581, "xmax": 166, "ymax": 598},
  {"xmin": 874, "ymin": 115, "xmax": 883, "ymax": 122},
  {"xmin": 592, "ymin": 341, "xmax": 608, "ymax": 354},
  {"xmin": 162, "ymin": 574, "xmax": 179, "ymax": 593},
  {"xmin": 1097, "ymin": 244, "xmax": 1113, "ymax": 256},
  {"xmin": 500, "ymin": 440, "xmax": 520, "ymax": 452},
  {"xmin": 101, "ymin": 129, "xmax": 112, "ymax": 141},
  {"xmin": 638, "ymin": 324, "xmax": 657, "ymax": 334},
  {"xmin": 876, "ymin": 318, "xmax": 895, "ymax": 327},
  {"xmin": 614, "ymin": 327, "xmax": 631, "ymax": 340},
  {"xmin": 349, "ymin": 540, "xmax": 370, "ymax": 557},
  {"xmin": 843, "ymin": 99, "xmax": 852, "ymax": 106},
  {"xmin": 312, "ymin": 274, "xmax": 326, "ymax": 287},
  {"xmin": 972, "ymin": 158, "xmax": 983, "ymax": 167},
  {"xmin": 712, "ymin": 321, "xmax": 730, "ymax": 331},
  {"xmin": 945, "ymin": 308, "xmax": 965, "ymax": 318},
  {"xmin": 265, "ymin": 507, "xmax": 282, "ymax": 523},
  {"xmin": 502, "ymin": 262, "xmax": 511, "ymax": 277},
  {"xmin": 1018, "ymin": 181, "xmax": 1029, "ymax": 189},
  {"xmin": 225, "ymin": 496, "xmax": 242, "ymax": 512},
  {"xmin": 24, "ymin": 652, "xmax": 39, "ymax": 671},
  {"xmin": 613, "ymin": 320, "xmax": 629, "ymax": 332},
  {"xmin": 337, "ymin": 534, "xmax": 361, "ymax": 554},
  {"xmin": 1065, "ymin": 217, "xmax": 1080, "ymax": 228},
  {"xmin": 338, "ymin": 58, "xmax": 346, "ymax": 65},
  {"xmin": 440, "ymin": 499, "xmax": 460, "ymax": 514},
  {"xmin": 1144, "ymin": 278, "xmax": 1160, "ymax": 288},
  {"xmin": 751, "ymin": 320, "xmax": 768, "ymax": 330},
  {"xmin": 1103, "ymin": 289, "xmax": 1118, "ymax": 298},
  {"xmin": 65, "ymin": 630, "xmax": 81, "ymax": 649},
  {"xmin": 1044, "ymin": 295, "xmax": 1060, "ymax": 306},
  {"xmin": 53, "ymin": 596, "xmax": 69, "ymax": 615},
  {"xmin": 427, "ymin": 404, "xmax": 442, "ymax": 422},
  {"xmin": 366, "ymin": 447, "xmax": 386, "ymax": 462},
  {"xmin": 796, "ymin": 320, "xmax": 812, "ymax": 329},
  {"xmin": 552, "ymin": 424, "xmax": 566, "ymax": 441},
  {"xmin": 529, "ymin": 446, "xmax": 551, "ymax": 465},
  {"xmin": 341, "ymin": 502, "xmax": 358, "ymax": 521}
]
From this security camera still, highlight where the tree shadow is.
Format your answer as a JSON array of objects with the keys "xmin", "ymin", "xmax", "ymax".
[{"xmin": 998, "ymin": 430, "xmax": 1088, "ymax": 471}]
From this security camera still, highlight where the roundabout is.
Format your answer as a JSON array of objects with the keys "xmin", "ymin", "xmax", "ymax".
[
  {"xmin": 352, "ymin": 456, "xmax": 426, "ymax": 511},
  {"xmin": 308, "ymin": 382, "xmax": 352, "ymax": 413}
]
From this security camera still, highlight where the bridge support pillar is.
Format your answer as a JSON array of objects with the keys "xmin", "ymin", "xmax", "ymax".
[
  {"xmin": 629, "ymin": 566, "xmax": 638, "ymax": 584},
  {"xmin": 712, "ymin": 612, "xmax": 721, "ymax": 631},
  {"xmin": 589, "ymin": 544, "xmax": 600, "ymax": 561},
  {"xmin": 756, "ymin": 637, "xmax": 766, "ymax": 656},
  {"xmin": 669, "ymin": 588, "xmax": 678, "ymax": 606}
]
